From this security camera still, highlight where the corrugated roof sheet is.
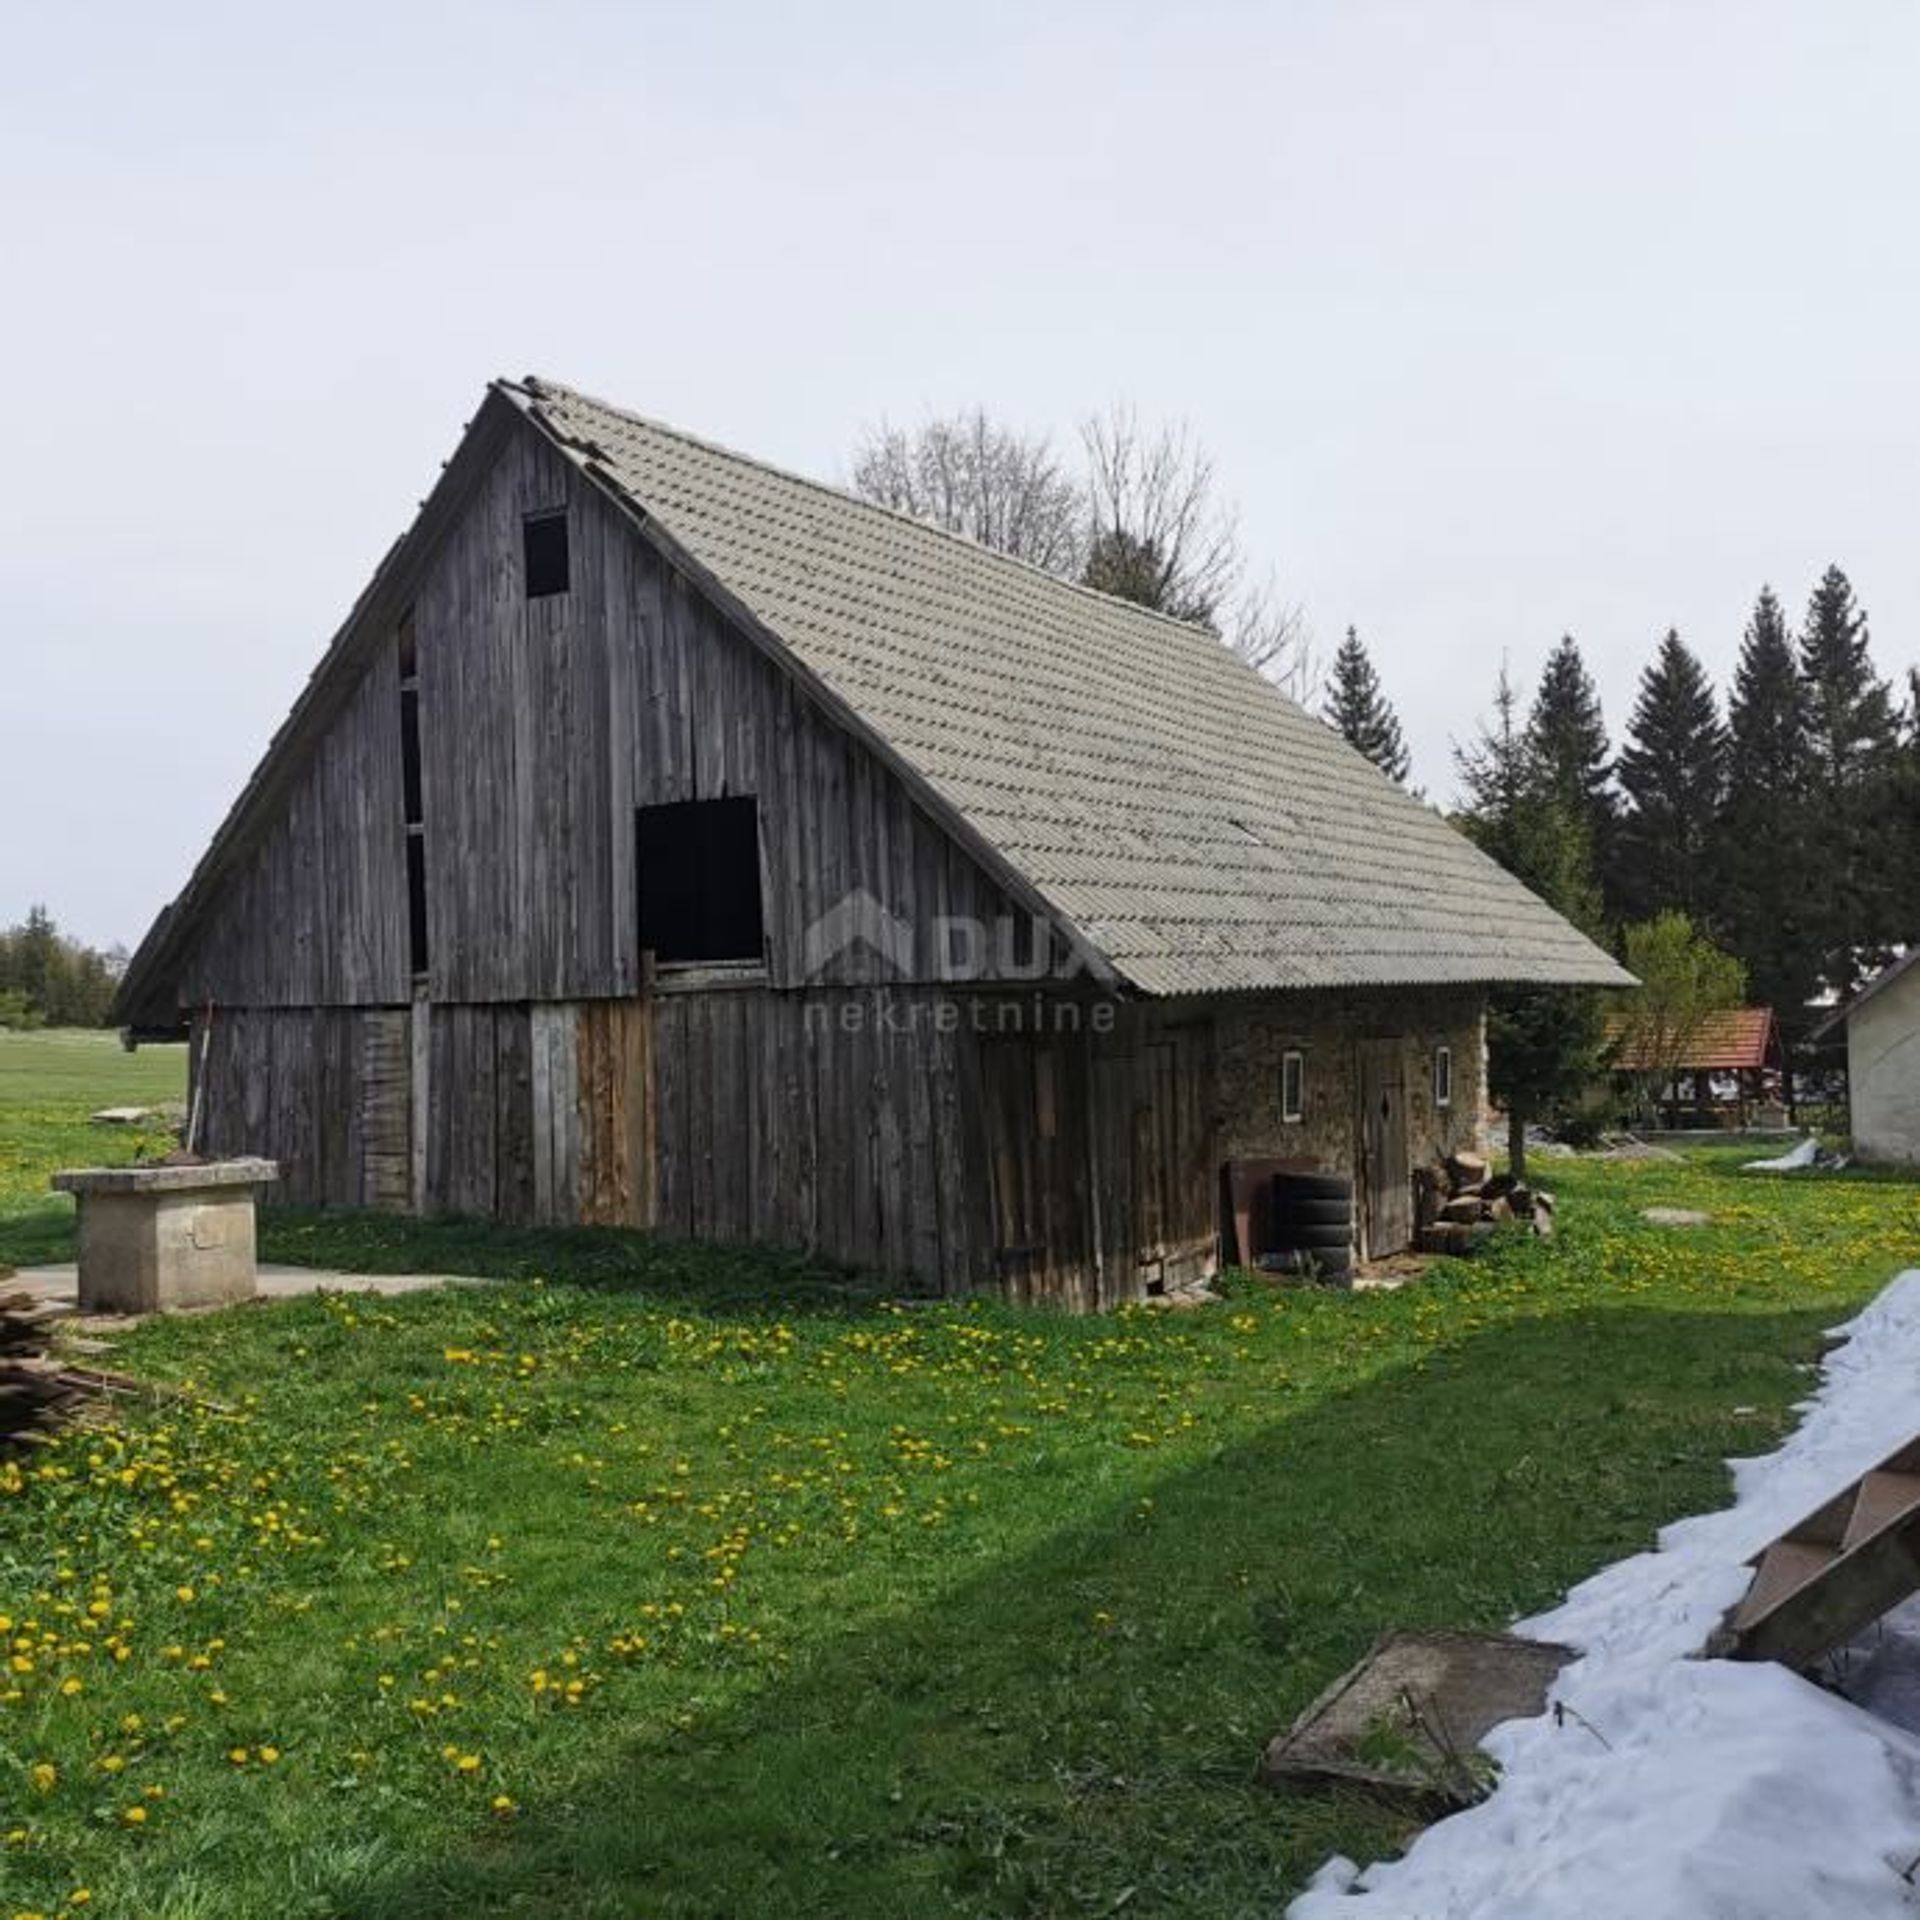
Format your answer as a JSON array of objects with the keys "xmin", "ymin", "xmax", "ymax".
[
  {"xmin": 511, "ymin": 378, "xmax": 1631, "ymax": 996},
  {"xmin": 1605, "ymin": 1007, "xmax": 1780, "ymax": 1072}
]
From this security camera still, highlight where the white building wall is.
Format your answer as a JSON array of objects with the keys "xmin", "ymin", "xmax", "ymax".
[{"xmin": 1848, "ymin": 963, "xmax": 1920, "ymax": 1165}]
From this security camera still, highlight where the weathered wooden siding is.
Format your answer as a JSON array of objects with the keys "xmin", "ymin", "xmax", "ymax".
[
  {"xmin": 172, "ymin": 416, "xmax": 1037, "ymax": 1014},
  {"xmin": 176, "ymin": 643, "xmax": 410, "ymax": 1007},
  {"xmin": 192, "ymin": 1005, "xmax": 411, "ymax": 1210},
  {"xmin": 188, "ymin": 986, "xmax": 1482, "ymax": 1304}
]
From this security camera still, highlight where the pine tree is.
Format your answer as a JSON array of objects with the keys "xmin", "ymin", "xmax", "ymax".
[
  {"xmin": 1523, "ymin": 635, "xmax": 1618, "ymax": 915},
  {"xmin": 1614, "ymin": 630, "xmax": 1725, "ymax": 925},
  {"xmin": 1897, "ymin": 670, "xmax": 1920, "ymax": 937},
  {"xmin": 1455, "ymin": 663, "xmax": 1605, "ymax": 1177},
  {"xmin": 1715, "ymin": 586, "xmax": 1820, "ymax": 1067},
  {"xmin": 1323, "ymin": 626, "xmax": 1411, "ymax": 783},
  {"xmin": 1799, "ymin": 565, "xmax": 1900, "ymax": 991}
]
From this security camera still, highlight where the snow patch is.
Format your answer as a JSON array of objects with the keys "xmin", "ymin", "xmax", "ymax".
[
  {"xmin": 1743, "ymin": 1137, "xmax": 1821, "ymax": 1172},
  {"xmin": 1287, "ymin": 1270, "xmax": 1920, "ymax": 1920}
]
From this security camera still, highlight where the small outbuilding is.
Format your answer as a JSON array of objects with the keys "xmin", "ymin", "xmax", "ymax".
[
  {"xmin": 115, "ymin": 377, "xmax": 1626, "ymax": 1304},
  {"xmin": 1604, "ymin": 1007, "xmax": 1786, "ymax": 1129},
  {"xmin": 1814, "ymin": 955, "xmax": 1920, "ymax": 1166}
]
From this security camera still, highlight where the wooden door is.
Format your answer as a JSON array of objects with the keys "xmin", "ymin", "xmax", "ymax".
[
  {"xmin": 979, "ymin": 1033, "xmax": 1092, "ymax": 1304},
  {"xmin": 1358, "ymin": 1040, "xmax": 1413, "ymax": 1258},
  {"xmin": 1131, "ymin": 1026, "xmax": 1216, "ymax": 1289}
]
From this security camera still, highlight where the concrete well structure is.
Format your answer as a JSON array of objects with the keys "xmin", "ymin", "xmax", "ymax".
[{"xmin": 50, "ymin": 1159, "xmax": 279, "ymax": 1314}]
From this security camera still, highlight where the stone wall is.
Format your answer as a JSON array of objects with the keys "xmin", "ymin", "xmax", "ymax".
[{"xmin": 1211, "ymin": 986, "xmax": 1488, "ymax": 1175}]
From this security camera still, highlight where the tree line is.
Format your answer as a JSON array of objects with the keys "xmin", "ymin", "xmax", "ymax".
[
  {"xmin": 1325, "ymin": 568, "xmax": 1918, "ymax": 1146},
  {"xmin": 0, "ymin": 907, "xmax": 125, "ymax": 1030}
]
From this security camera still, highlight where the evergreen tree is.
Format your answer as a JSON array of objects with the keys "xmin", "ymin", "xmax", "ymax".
[
  {"xmin": 1614, "ymin": 630, "xmax": 1725, "ymax": 925},
  {"xmin": 1523, "ymin": 635, "xmax": 1618, "ymax": 914},
  {"xmin": 1455, "ymin": 663, "xmax": 1606, "ymax": 1178},
  {"xmin": 0, "ymin": 906, "xmax": 120, "ymax": 1028},
  {"xmin": 1323, "ymin": 626, "xmax": 1411, "ymax": 783},
  {"xmin": 1799, "ymin": 565, "xmax": 1900, "ymax": 991},
  {"xmin": 1897, "ymin": 670, "xmax": 1920, "ymax": 936},
  {"xmin": 1715, "ymin": 586, "xmax": 1821, "ymax": 1069}
]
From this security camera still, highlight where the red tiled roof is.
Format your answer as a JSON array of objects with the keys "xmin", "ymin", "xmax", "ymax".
[{"xmin": 1605, "ymin": 1007, "xmax": 1780, "ymax": 1072}]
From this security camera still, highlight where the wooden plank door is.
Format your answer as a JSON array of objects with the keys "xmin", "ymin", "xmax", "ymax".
[
  {"xmin": 979, "ymin": 1033, "xmax": 1092, "ymax": 1304},
  {"xmin": 1131, "ymin": 1026, "xmax": 1216, "ymax": 1290},
  {"xmin": 1358, "ymin": 1040, "xmax": 1413, "ymax": 1258}
]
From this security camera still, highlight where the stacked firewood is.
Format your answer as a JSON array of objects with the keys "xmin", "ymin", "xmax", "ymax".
[
  {"xmin": 1414, "ymin": 1152, "xmax": 1555, "ymax": 1256},
  {"xmin": 0, "ymin": 1287, "xmax": 99, "ymax": 1448}
]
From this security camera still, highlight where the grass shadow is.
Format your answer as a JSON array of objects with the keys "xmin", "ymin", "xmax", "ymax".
[
  {"xmin": 331, "ymin": 1299, "xmax": 1836, "ymax": 1919},
  {"xmin": 262, "ymin": 1206, "xmax": 905, "ymax": 1319}
]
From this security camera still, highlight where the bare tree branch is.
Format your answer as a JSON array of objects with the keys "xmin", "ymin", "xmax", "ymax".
[
  {"xmin": 850, "ymin": 401, "xmax": 1314, "ymax": 699},
  {"xmin": 1080, "ymin": 405, "xmax": 1241, "ymax": 629},
  {"xmin": 1229, "ymin": 572, "xmax": 1319, "ymax": 703},
  {"xmin": 849, "ymin": 409, "xmax": 1087, "ymax": 575}
]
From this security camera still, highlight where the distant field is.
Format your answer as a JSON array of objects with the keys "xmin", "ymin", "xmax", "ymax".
[
  {"xmin": 0, "ymin": 1029, "xmax": 185, "ymax": 1268},
  {"xmin": 0, "ymin": 1026, "xmax": 186, "ymax": 1107}
]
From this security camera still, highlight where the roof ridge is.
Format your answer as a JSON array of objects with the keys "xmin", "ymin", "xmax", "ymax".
[{"xmin": 503, "ymin": 374, "xmax": 1259, "ymax": 657}]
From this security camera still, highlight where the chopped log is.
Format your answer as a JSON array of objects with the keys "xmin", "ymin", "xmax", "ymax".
[
  {"xmin": 1439, "ymin": 1195, "xmax": 1487, "ymax": 1225},
  {"xmin": 1414, "ymin": 1163, "xmax": 1452, "ymax": 1230},
  {"xmin": 1447, "ymin": 1150, "xmax": 1490, "ymax": 1193},
  {"xmin": 1487, "ymin": 1196, "xmax": 1515, "ymax": 1225}
]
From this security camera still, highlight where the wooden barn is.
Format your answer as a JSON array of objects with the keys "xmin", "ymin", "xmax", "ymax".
[{"xmin": 115, "ymin": 378, "xmax": 1627, "ymax": 1306}]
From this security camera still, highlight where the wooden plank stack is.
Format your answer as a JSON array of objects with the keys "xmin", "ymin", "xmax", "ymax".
[{"xmin": 1, "ymin": 1287, "xmax": 99, "ymax": 1449}]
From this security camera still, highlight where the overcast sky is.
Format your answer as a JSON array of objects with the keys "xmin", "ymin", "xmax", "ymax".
[{"xmin": 4, "ymin": 1, "xmax": 1916, "ymax": 950}]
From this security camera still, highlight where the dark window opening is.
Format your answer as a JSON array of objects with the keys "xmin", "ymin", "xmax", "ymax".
[
  {"xmin": 636, "ymin": 797, "xmax": 764, "ymax": 965},
  {"xmin": 406, "ymin": 833, "xmax": 430, "ymax": 975},
  {"xmin": 400, "ymin": 688, "xmax": 424, "ymax": 826},
  {"xmin": 397, "ymin": 609, "xmax": 418, "ymax": 684},
  {"xmin": 523, "ymin": 510, "xmax": 570, "ymax": 598},
  {"xmin": 1281, "ymin": 1049, "xmax": 1305, "ymax": 1124}
]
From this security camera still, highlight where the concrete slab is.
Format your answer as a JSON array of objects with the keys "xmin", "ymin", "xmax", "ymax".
[
  {"xmin": 1262, "ymin": 1628, "xmax": 1571, "ymax": 1808},
  {"xmin": 10, "ymin": 1264, "xmax": 490, "ymax": 1318}
]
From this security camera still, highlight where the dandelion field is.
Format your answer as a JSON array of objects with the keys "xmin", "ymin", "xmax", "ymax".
[{"xmin": 3, "ymin": 1036, "xmax": 1918, "ymax": 1916}]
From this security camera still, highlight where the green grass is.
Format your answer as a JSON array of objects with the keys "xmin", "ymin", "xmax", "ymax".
[
  {"xmin": 1, "ymin": 1053, "xmax": 1917, "ymax": 1916},
  {"xmin": 0, "ymin": 1031, "xmax": 184, "ymax": 1270}
]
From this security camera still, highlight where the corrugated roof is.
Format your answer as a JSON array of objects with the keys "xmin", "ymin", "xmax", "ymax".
[
  {"xmin": 510, "ymin": 377, "xmax": 1631, "ymax": 996},
  {"xmin": 1605, "ymin": 1007, "xmax": 1780, "ymax": 1072}
]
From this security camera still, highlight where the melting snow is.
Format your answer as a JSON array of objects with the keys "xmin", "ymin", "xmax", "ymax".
[
  {"xmin": 1288, "ymin": 1270, "xmax": 1920, "ymax": 1920},
  {"xmin": 1743, "ymin": 1137, "xmax": 1822, "ymax": 1173}
]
